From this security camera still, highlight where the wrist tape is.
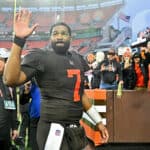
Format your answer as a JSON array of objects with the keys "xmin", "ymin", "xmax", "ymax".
[
  {"xmin": 13, "ymin": 36, "xmax": 26, "ymax": 49},
  {"xmin": 87, "ymin": 105, "xmax": 102, "ymax": 124}
]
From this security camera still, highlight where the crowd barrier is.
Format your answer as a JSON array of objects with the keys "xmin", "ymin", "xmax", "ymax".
[{"xmin": 80, "ymin": 89, "xmax": 150, "ymax": 146}]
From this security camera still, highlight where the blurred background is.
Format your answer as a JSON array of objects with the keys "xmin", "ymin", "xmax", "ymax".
[{"xmin": 0, "ymin": 0, "xmax": 149, "ymax": 55}]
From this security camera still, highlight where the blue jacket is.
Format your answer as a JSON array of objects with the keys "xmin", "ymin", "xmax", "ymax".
[{"xmin": 29, "ymin": 82, "xmax": 41, "ymax": 118}]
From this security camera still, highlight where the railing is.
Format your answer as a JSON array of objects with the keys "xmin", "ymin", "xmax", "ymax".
[{"xmin": 81, "ymin": 89, "xmax": 150, "ymax": 146}]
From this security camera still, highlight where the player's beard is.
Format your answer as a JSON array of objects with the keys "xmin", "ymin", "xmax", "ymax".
[{"xmin": 51, "ymin": 41, "xmax": 70, "ymax": 55}]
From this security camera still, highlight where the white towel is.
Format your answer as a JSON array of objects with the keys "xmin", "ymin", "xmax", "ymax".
[{"xmin": 44, "ymin": 123, "xmax": 64, "ymax": 150}]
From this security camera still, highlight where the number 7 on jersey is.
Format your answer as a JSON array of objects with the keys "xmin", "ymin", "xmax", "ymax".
[{"xmin": 67, "ymin": 69, "xmax": 81, "ymax": 102}]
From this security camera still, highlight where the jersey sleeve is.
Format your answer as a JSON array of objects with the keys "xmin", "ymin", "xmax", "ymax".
[{"xmin": 21, "ymin": 49, "xmax": 45, "ymax": 81}]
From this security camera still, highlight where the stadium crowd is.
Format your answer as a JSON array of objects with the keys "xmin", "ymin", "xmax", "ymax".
[{"xmin": 85, "ymin": 27, "xmax": 150, "ymax": 91}]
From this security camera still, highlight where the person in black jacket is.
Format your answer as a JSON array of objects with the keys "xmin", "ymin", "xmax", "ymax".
[
  {"xmin": 0, "ymin": 48, "xmax": 19, "ymax": 150},
  {"xmin": 19, "ymin": 81, "xmax": 31, "ymax": 149},
  {"xmin": 121, "ymin": 51, "xmax": 136, "ymax": 90},
  {"xmin": 99, "ymin": 49, "xmax": 123, "ymax": 89},
  {"xmin": 132, "ymin": 52, "xmax": 148, "ymax": 90}
]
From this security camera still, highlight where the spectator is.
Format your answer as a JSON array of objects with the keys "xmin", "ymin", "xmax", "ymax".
[
  {"xmin": 121, "ymin": 51, "xmax": 135, "ymax": 89},
  {"xmin": 144, "ymin": 41, "xmax": 150, "ymax": 65},
  {"xmin": 4, "ymin": 9, "xmax": 109, "ymax": 150},
  {"xmin": 99, "ymin": 48, "xmax": 123, "ymax": 90},
  {"xmin": 86, "ymin": 53, "xmax": 96, "ymax": 69},
  {"xmin": 19, "ymin": 79, "xmax": 40, "ymax": 150},
  {"xmin": 85, "ymin": 53, "xmax": 96, "ymax": 89},
  {"xmin": 91, "ymin": 51, "xmax": 105, "ymax": 89},
  {"xmin": 132, "ymin": 52, "xmax": 148, "ymax": 90},
  {"xmin": 19, "ymin": 81, "xmax": 31, "ymax": 149},
  {"xmin": 145, "ymin": 41, "xmax": 150, "ymax": 89},
  {"xmin": 0, "ymin": 48, "xmax": 19, "ymax": 150}
]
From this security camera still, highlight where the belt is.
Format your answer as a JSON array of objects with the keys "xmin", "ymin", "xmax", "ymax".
[{"xmin": 64, "ymin": 123, "xmax": 80, "ymax": 128}]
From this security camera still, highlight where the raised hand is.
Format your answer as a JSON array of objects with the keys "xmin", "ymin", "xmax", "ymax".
[{"xmin": 14, "ymin": 9, "xmax": 39, "ymax": 38}]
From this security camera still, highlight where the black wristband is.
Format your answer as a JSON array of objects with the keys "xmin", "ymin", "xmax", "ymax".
[{"xmin": 13, "ymin": 36, "xmax": 26, "ymax": 49}]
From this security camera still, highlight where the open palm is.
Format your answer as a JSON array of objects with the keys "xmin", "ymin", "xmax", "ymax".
[{"xmin": 14, "ymin": 9, "xmax": 38, "ymax": 38}]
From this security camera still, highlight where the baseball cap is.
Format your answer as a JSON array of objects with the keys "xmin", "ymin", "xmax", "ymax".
[
  {"xmin": 0, "ymin": 48, "xmax": 10, "ymax": 58},
  {"xmin": 132, "ymin": 52, "xmax": 141, "ymax": 58}
]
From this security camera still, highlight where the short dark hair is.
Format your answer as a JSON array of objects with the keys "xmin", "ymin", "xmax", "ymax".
[{"xmin": 49, "ymin": 22, "xmax": 71, "ymax": 36}]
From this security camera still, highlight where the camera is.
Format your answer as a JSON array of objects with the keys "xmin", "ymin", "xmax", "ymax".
[{"xmin": 131, "ymin": 33, "xmax": 150, "ymax": 48}]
